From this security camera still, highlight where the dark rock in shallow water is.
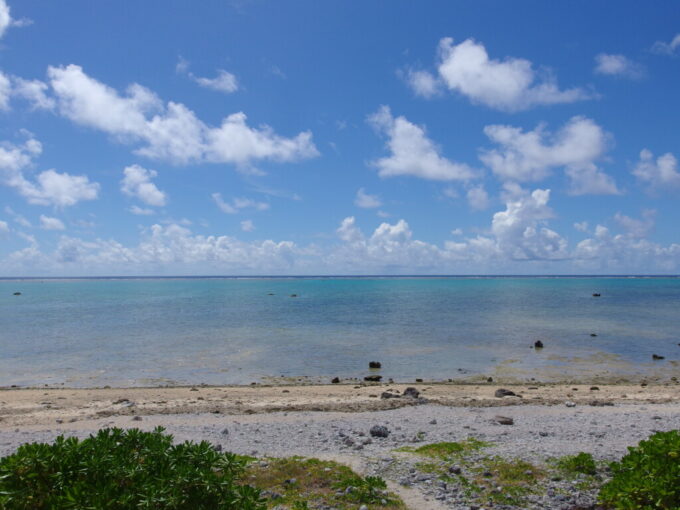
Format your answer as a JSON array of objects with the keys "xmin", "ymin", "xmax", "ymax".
[
  {"xmin": 369, "ymin": 425, "xmax": 390, "ymax": 438},
  {"xmin": 331, "ymin": 377, "xmax": 340, "ymax": 384},
  {"xmin": 13, "ymin": 292, "xmax": 21, "ymax": 296},
  {"xmin": 364, "ymin": 375, "xmax": 382, "ymax": 382},
  {"xmin": 402, "ymin": 387, "xmax": 420, "ymax": 398},
  {"xmin": 534, "ymin": 340, "xmax": 544, "ymax": 349},
  {"xmin": 486, "ymin": 377, "xmax": 493, "ymax": 382},
  {"xmin": 290, "ymin": 294, "xmax": 298, "ymax": 298},
  {"xmin": 592, "ymin": 293, "xmax": 601, "ymax": 297},
  {"xmin": 590, "ymin": 333, "xmax": 598, "ymax": 337},
  {"xmin": 368, "ymin": 361, "xmax": 382, "ymax": 369},
  {"xmin": 415, "ymin": 378, "xmax": 423, "ymax": 382},
  {"xmin": 494, "ymin": 388, "xmax": 517, "ymax": 398},
  {"xmin": 652, "ymin": 354, "xmax": 665, "ymax": 360}
]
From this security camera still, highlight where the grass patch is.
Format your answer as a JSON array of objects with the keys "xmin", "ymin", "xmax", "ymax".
[
  {"xmin": 245, "ymin": 456, "xmax": 405, "ymax": 509},
  {"xmin": 396, "ymin": 438, "xmax": 491, "ymax": 458},
  {"xmin": 470, "ymin": 457, "xmax": 545, "ymax": 506}
]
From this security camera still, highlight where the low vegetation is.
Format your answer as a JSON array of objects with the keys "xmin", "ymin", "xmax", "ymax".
[
  {"xmin": 0, "ymin": 427, "xmax": 264, "ymax": 509},
  {"xmin": 599, "ymin": 429, "xmax": 680, "ymax": 509},
  {"xmin": 245, "ymin": 456, "xmax": 404, "ymax": 509}
]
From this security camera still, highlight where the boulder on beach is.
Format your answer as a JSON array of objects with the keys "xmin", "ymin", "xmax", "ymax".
[
  {"xmin": 402, "ymin": 387, "xmax": 420, "ymax": 398},
  {"xmin": 493, "ymin": 415, "xmax": 514, "ymax": 425},
  {"xmin": 331, "ymin": 377, "xmax": 340, "ymax": 384},
  {"xmin": 363, "ymin": 375, "xmax": 382, "ymax": 382}
]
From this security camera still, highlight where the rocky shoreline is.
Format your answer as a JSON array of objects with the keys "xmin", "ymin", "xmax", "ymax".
[{"xmin": 1, "ymin": 382, "xmax": 678, "ymax": 509}]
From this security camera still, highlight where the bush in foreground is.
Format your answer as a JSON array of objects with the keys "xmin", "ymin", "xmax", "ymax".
[
  {"xmin": 0, "ymin": 427, "xmax": 265, "ymax": 510},
  {"xmin": 599, "ymin": 429, "xmax": 680, "ymax": 509}
]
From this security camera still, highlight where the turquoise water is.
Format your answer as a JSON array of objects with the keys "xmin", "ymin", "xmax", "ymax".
[{"xmin": 1, "ymin": 277, "xmax": 679, "ymax": 387}]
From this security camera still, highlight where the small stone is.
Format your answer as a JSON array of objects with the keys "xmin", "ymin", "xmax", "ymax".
[
  {"xmin": 494, "ymin": 415, "xmax": 514, "ymax": 425},
  {"xmin": 368, "ymin": 361, "xmax": 382, "ymax": 369},
  {"xmin": 534, "ymin": 340, "xmax": 544, "ymax": 349},
  {"xmin": 331, "ymin": 377, "xmax": 340, "ymax": 384},
  {"xmin": 565, "ymin": 401, "xmax": 576, "ymax": 407},
  {"xmin": 487, "ymin": 377, "xmax": 493, "ymax": 382},
  {"xmin": 494, "ymin": 388, "xmax": 517, "ymax": 398},
  {"xmin": 590, "ymin": 386, "xmax": 600, "ymax": 391},
  {"xmin": 429, "ymin": 419, "xmax": 437, "ymax": 425},
  {"xmin": 590, "ymin": 333, "xmax": 598, "ymax": 337},
  {"xmin": 381, "ymin": 391, "xmax": 399, "ymax": 399},
  {"xmin": 369, "ymin": 425, "xmax": 390, "ymax": 438},
  {"xmin": 284, "ymin": 478, "xmax": 297, "ymax": 485},
  {"xmin": 364, "ymin": 375, "xmax": 382, "ymax": 382},
  {"xmin": 213, "ymin": 444, "xmax": 223, "ymax": 452},
  {"xmin": 652, "ymin": 354, "xmax": 665, "ymax": 360},
  {"xmin": 132, "ymin": 416, "xmax": 142, "ymax": 421},
  {"xmin": 592, "ymin": 293, "xmax": 601, "ymax": 297},
  {"xmin": 221, "ymin": 428, "xmax": 229, "ymax": 435},
  {"xmin": 449, "ymin": 465, "xmax": 461, "ymax": 475}
]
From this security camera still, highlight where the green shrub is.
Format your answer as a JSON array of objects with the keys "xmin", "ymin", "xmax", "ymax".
[
  {"xmin": 0, "ymin": 427, "xmax": 265, "ymax": 510},
  {"xmin": 599, "ymin": 429, "xmax": 680, "ymax": 509},
  {"xmin": 556, "ymin": 452, "xmax": 598, "ymax": 476}
]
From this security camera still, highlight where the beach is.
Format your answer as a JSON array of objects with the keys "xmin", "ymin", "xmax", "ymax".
[{"xmin": 2, "ymin": 382, "xmax": 679, "ymax": 509}]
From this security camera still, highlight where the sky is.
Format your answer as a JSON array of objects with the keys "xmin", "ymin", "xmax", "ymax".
[{"xmin": 0, "ymin": 0, "xmax": 679, "ymax": 276}]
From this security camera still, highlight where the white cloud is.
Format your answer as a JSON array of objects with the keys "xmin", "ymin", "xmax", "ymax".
[
  {"xmin": 0, "ymin": 72, "xmax": 11, "ymax": 110},
  {"xmin": 0, "ymin": 136, "xmax": 98, "ymax": 207},
  {"xmin": 240, "ymin": 219, "xmax": 255, "ymax": 232},
  {"xmin": 466, "ymin": 185, "xmax": 490, "ymax": 211},
  {"xmin": 12, "ymin": 77, "xmax": 56, "ymax": 110},
  {"xmin": 355, "ymin": 188, "xmax": 382, "ymax": 208},
  {"xmin": 632, "ymin": 149, "xmax": 680, "ymax": 191},
  {"xmin": 427, "ymin": 37, "xmax": 591, "ymax": 111},
  {"xmin": 0, "ymin": 0, "xmax": 9, "ymax": 39},
  {"xmin": 403, "ymin": 69, "xmax": 442, "ymax": 98},
  {"xmin": 652, "ymin": 34, "xmax": 680, "ymax": 55},
  {"xmin": 175, "ymin": 56, "xmax": 190, "ymax": 74},
  {"xmin": 574, "ymin": 221, "xmax": 589, "ymax": 233},
  {"xmin": 47, "ymin": 64, "xmax": 318, "ymax": 170},
  {"xmin": 614, "ymin": 210, "xmax": 655, "ymax": 238},
  {"xmin": 594, "ymin": 54, "xmax": 644, "ymax": 79},
  {"xmin": 451, "ymin": 228, "xmax": 463, "ymax": 235},
  {"xmin": 368, "ymin": 105, "xmax": 475, "ymax": 181},
  {"xmin": 212, "ymin": 193, "xmax": 269, "ymax": 214},
  {"xmin": 4, "ymin": 206, "xmax": 30, "ymax": 227},
  {"xmin": 39, "ymin": 214, "xmax": 65, "ymax": 230},
  {"xmin": 129, "ymin": 205, "xmax": 154, "ymax": 215},
  {"xmin": 120, "ymin": 164, "xmax": 167, "ymax": 206},
  {"xmin": 0, "ymin": 219, "xmax": 8, "ymax": 233},
  {"xmin": 480, "ymin": 116, "xmax": 620, "ymax": 195},
  {"xmin": 193, "ymin": 70, "xmax": 239, "ymax": 94}
]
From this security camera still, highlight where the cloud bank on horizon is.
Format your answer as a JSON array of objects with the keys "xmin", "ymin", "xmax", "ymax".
[{"xmin": 0, "ymin": 0, "xmax": 679, "ymax": 275}]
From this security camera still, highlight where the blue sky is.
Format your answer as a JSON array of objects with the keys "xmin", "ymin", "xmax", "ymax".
[{"xmin": 0, "ymin": 0, "xmax": 679, "ymax": 275}]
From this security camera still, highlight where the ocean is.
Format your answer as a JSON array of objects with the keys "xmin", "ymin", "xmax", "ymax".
[{"xmin": 1, "ymin": 277, "xmax": 678, "ymax": 387}]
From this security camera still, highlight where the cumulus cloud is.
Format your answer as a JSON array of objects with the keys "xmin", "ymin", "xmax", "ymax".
[
  {"xmin": 0, "ymin": 0, "xmax": 9, "ymax": 39},
  {"xmin": 480, "ymin": 116, "xmax": 619, "ymax": 195},
  {"xmin": 192, "ymin": 70, "xmax": 239, "ymax": 94},
  {"xmin": 39, "ymin": 215, "xmax": 65, "ymax": 230},
  {"xmin": 11, "ymin": 77, "xmax": 56, "ymax": 110},
  {"xmin": 614, "ymin": 210, "xmax": 655, "ymax": 238},
  {"xmin": 128, "ymin": 205, "xmax": 155, "ymax": 216},
  {"xmin": 632, "ymin": 149, "xmax": 680, "ymax": 191},
  {"xmin": 652, "ymin": 34, "xmax": 680, "ymax": 55},
  {"xmin": 0, "ymin": 72, "xmax": 11, "ymax": 111},
  {"xmin": 240, "ymin": 219, "xmax": 255, "ymax": 232},
  {"xmin": 0, "ymin": 135, "xmax": 100, "ymax": 207},
  {"xmin": 47, "ymin": 65, "xmax": 318, "ymax": 170},
  {"xmin": 175, "ymin": 57, "xmax": 239, "ymax": 93},
  {"xmin": 120, "ymin": 164, "xmax": 167, "ymax": 207},
  {"xmin": 212, "ymin": 193, "xmax": 269, "ymax": 214},
  {"xmin": 354, "ymin": 188, "xmax": 382, "ymax": 208},
  {"xmin": 367, "ymin": 105, "xmax": 475, "ymax": 181},
  {"xmin": 407, "ymin": 37, "xmax": 591, "ymax": 111},
  {"xmin": 594, "ymin": 53, "xmax": 644, "ymax": 78},
  {"xmin": 403, "ymin": 69, "xmax": 442, "ymax": 98},
  {"xmin": 466, "ymin": 185, "xmax": 490, "ymax": 211}
]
